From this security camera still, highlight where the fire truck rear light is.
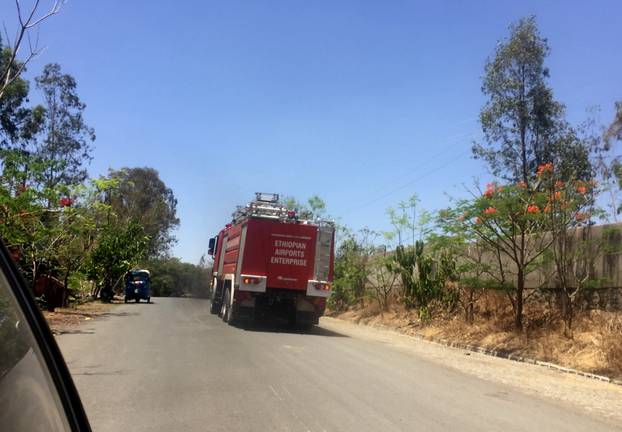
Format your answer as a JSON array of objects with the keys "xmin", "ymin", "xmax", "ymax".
[
  {"xmin": 239, "ymin": 275, "xmax": 267, "ymax": 292},
  {"xmin": 314, "ymin": 282, "xmax": 330, "ymax": 291},
  {"xmin": 243, "ymin": 277, "xmax": 259, "ymax": 284}
]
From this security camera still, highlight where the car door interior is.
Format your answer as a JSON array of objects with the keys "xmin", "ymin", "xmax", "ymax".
[{"xmin": 0, "ymin": 241, "xmax": 91, "ymax": 431}]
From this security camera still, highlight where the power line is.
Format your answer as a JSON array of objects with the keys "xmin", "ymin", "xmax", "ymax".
[
  {"xmin": 342, "ymin": 149, "xmax": 470, "ymax": 216},
  {"xmin": 365, "ymin": 130, "xmax": 478, "ymax": 197}
]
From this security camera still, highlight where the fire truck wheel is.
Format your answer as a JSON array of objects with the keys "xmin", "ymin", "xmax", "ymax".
[
  {"xmin": 221, "ymin": 288, "xmax": 231, "ymax": 322},
  {"xmin": 222, "ymin": 288, "xmax": 236, "ymax": 325},
  {"xmin": 298, "ymin": 323, "xmax": 314, "ymax": 332},
  {"xmin": 209, "ymin": 299, "xmax": 220, "ymax": 314}
]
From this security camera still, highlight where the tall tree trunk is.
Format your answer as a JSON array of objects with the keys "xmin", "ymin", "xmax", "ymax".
[
  {"xmin": 467, "ymin": 289, "xmax": 475, "ymax": 324},
  {"xmin": 63, "ymin": 271, "xmax": 70, "ymax": 307},
  {"xmin": 515, "ymin": 269, "xmax": 524, "ymax": 331},
  {"xmin": 561, "ymin": 291, "xmax": 573, "ymax": 337}
]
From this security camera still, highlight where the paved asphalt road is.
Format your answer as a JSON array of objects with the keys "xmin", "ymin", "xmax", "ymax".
[{"xmin": 57, "ymin": 298, "xmax": 619, "ymax": 432}]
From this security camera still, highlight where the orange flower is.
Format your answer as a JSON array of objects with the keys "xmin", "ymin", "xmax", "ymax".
[
  {"xmin": 526, "ymin": 204, "xmax": 540, "ymax": 214},
  {"xmin": 554, "ymin": 191, "xmax": 562, "ymax": 200},
  {"xmin": 517, "ymin": 181, "xmax": 528, "ymax": 189},
  {"xmin": 544, "ymin": 204, "xmax": 552, "ymax": 213},
  {"xmin": 483, "ymin": 182, "xmax": 495, "ymax": 198},
  {"xmin": 483, "ymin": 207, "xmax": 497, "ymax": 215},
  {"xmin": 575, "ymin": 212, "xmax": 588, "ymax": 221},
  {"xmin": 536, "ymin": 162, "xmax": 554, "ymax": 177},
  {"xmin": 59, "ymin": 197, "xmax": 73, "ymax": 207},
  {"xmin": 555, "ymin": 180, "xmax": 564, "ymax": 189},
  {"xmin": 576, "ymin": 185, "xmax": 588, "ymax": 195}
]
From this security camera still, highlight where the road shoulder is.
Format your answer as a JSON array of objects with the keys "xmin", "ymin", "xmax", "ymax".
[
  {"xmin": 320, "ymin": 316, "xmax": 622, "ymax": 426},
  {"xmin": 43, "ymin": 300, "xmax": 119, "ymax": 334}
]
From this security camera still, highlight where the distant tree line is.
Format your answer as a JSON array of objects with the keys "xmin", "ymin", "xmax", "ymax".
[{"xmin": 144, "ymin": 256, "xmax": 211, "ymax": 298}]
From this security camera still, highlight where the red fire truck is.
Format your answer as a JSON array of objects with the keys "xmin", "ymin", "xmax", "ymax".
[{"xmin": 208, "ymin": 193, "xmax": 335, "ymax": 327}]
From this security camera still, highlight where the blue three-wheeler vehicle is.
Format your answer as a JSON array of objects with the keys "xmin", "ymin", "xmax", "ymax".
[{"xmin": 124, "ymin": 269, "xmax": 151, "ymax": 303}]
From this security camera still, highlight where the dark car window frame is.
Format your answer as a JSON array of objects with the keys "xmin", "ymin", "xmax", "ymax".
[{"xmin": 0, "ymin": 241, "xmax": 91, "ymax": 432}]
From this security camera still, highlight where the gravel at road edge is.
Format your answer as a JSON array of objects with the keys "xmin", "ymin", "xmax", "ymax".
[{"xmin": 321, "ymin": 316, "xmax": 622, "ymax": 426}]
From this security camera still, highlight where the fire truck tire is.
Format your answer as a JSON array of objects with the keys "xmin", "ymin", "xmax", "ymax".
[
  {"xmin": 222, "ymin": 288, "xmax": 237, "ymax": 325},
  {"xmin": 298, "ymin": 323, "xmax": 314, "ymax": 332},
  {"xmin": 226, "ymin": 304, "xmax": 235, "ymax": 325},
  {"xmin": 221, "ymin": 288, "xmax": 230, "ymax": 322},
  {"xmin": 209, "ymin": 300, "xmax": 220, "ymax": 314}
]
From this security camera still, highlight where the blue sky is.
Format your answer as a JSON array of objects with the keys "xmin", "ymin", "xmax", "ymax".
[{"xmin": 2, "ymin": 1, "xmax": 621, "ymax": 263}]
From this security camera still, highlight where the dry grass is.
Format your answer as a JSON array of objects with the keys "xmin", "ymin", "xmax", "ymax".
[
  {"xmin": 330, "ymin": 294, "xmax": 622, "ymax": 379},
  {"xmin": 42, "ymin": 298, "xmax": 120, "ymax": 334},
  {"xmin": 603, "ymin": 314, "xmax": 622, "ymax": 376}
]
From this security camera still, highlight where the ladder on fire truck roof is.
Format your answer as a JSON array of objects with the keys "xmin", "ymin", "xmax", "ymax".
[
  {"xmin": 231, "ymin": 192, "xmax": 334, "ymax": 226},
  {"xmin": 231, "ymin": 192, "xmax": 290, "ymax": 223}
]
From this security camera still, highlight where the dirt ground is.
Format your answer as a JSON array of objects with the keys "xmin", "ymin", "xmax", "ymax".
[
  {"xmin": 329, "ymin": 298, "xmax": 622, "ymax": 380},
  {"xmin": 42, "ymin": 299, "xmax": 120, "ymax": 335}
]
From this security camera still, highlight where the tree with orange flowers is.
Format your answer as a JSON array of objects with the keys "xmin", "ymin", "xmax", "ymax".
[
  {"xmin": 538, "ymin": 164, "xmax": 612, "ymax": 336},
  {"xmin": 443, "ymin": 180, "xmax": 554, "ymax": 331},
  {"xmin": 468, "ymin": 17, "xmax": 597, "ymax": 331}
]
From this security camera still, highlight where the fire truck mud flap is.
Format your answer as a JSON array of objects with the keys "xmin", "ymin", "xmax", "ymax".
[
  {"xmin": 295, "ymin": 297, "xmax": 321, "ymax": 325},
  {"xmin": 231, "ymin": 304, "xmax": 255, "ymax": 322}
]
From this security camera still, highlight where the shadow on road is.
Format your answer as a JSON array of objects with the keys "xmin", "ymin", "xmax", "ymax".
[
  {"xmin": 72, "ymin": 369, "xmax": 126, "ymax": 376},
  {"xmin": 99, "ymin": 311, "xmax": 139, "ymax": 318},
  {"xmin": 120, "ymin": 301, "xmax": 156, "ymax": 305},
  {"xmin": 55, "ymin": 329, "xmax": 95, "ymax": 335},
  {"xmin": 238, "ymin": 320, "xmax": 348, "ymax": 338}
]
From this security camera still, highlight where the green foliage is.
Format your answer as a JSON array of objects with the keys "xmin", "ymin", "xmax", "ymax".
[
  {"xmin": 144, "ymin": 257, "xmax": 210, "ymax": 298},
  {"xmin": 281, "ymin": 194, "xmax": 327, "ymax": 220},
  {"xmin": 0, "ymin": 59, "xmax": 181, "ymax": 306},
  {"xmin": 0, "ymin": 39, "xmax": 36, "ymax": 148},
  {"xmin": 86, "ymin": 220, "xmax": 148, "ymax": 301},
  {"xmin": 388, "ymin": 241, "xmax": 455, "ymax": 317},
  {"xmin": 0, "ymin": 148, "xmax": 73, "ymax": 287},
  {"xmin": 388, "ymin": 243, "xmax": 416, "ymax": 306},
  {"xmin": 467, "ymin": 16, "xmax": 599, "ymax": 331},
  {"xmin": 330, "ymin": 228, "xmax": 376, "ymax": 310},
  {"xmin": 604, "ymin": 101, "xmax": 622, "ymax": 148},
  {"xmin": 52, "ymin": 178, "xmax": 120, "ymax": 287},
  {"xmin": 107, "ymin": 167, "xmax": 179, "ymax": 258},
  {"xmin": 473, "ymin": 16, "xmax": 588, "ymax": 186},
  {"xmin": 367, "ymin": 253, "xmax": 398, "ymax": 312},
  {"xmin": 384, "ymin": 194, "xmax": 427, "ymax": 247},
  {"xmin": 35, "ymin": 63, "xmax": 95, "ymax": 189}
]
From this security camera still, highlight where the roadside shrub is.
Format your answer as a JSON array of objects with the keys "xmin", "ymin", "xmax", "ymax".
[{"xmin": 604, "ymin": 314, "xmax": 622, "ymax": 374}]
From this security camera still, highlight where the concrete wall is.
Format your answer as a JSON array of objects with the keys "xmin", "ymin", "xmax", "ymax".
[{"xmin": 473, "ymin": 222, "xmax": 622, "ymax": 311}]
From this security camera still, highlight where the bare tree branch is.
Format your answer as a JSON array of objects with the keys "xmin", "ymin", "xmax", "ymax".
[{"xmin": 0, "ymin": 0, "xmax": 65, "ymax": 100}]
